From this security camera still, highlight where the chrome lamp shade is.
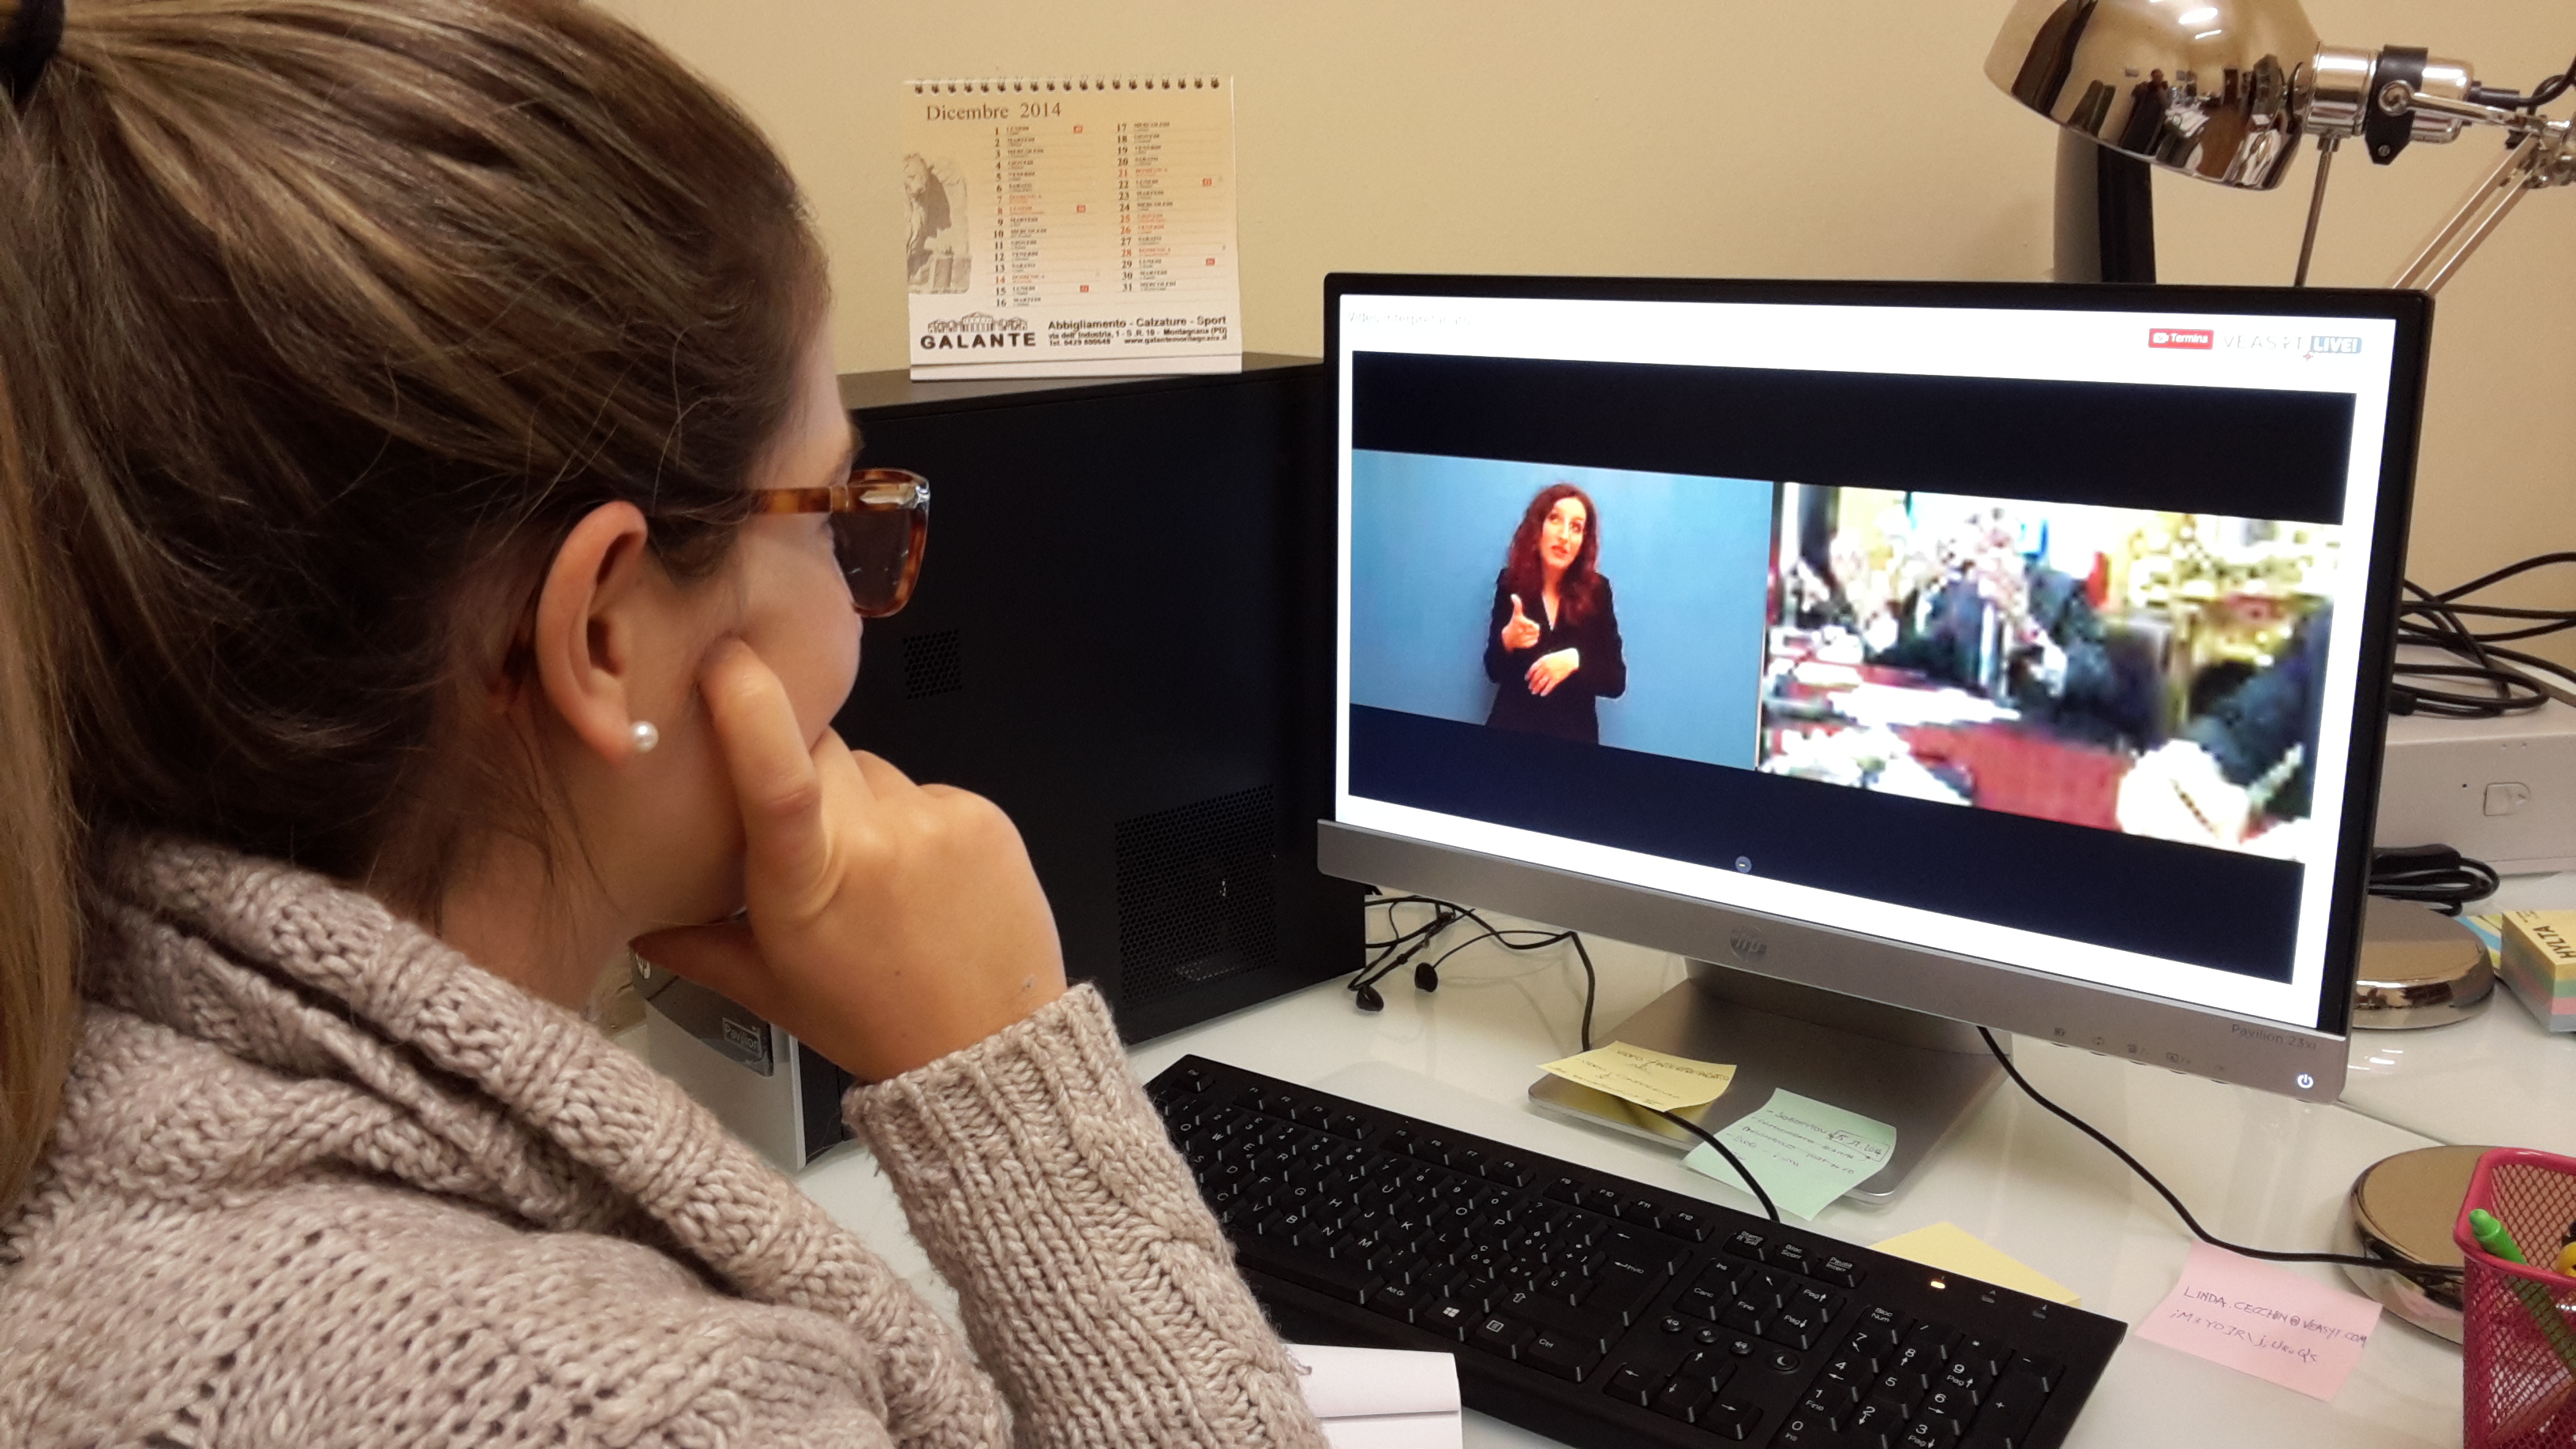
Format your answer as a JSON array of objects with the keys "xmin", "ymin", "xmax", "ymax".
[
  {"xmin": 1986, "ymin": 0, "xmax": 2320, "ymax": 189},
  {"xmin": 1990, "ymin": 0, "xmax": 2570, "ymax": 291}
]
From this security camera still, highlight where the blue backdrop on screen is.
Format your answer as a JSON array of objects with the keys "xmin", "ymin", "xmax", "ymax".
[{"xmin": 1349, "ymin": 451, "xmax": 1773, "ymax": 769}]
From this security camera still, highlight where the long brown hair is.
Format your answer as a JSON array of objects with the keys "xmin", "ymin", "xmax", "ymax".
[
  {"xmin": 0, "ymin": 0, "xmax": 825, "ymax": 1210},
  {"xmin": 1501, "ymin": 482, "xmax": 1605, "ymax": 627},
  {"xmin": 0, "ymin": 338, "xmax": 77, "ymax": 1220}
]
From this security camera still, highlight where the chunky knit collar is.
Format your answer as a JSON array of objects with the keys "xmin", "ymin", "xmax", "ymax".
[{"xmin": 64, "ymin": 838, "xmax": 1000, "ymax": 1443}]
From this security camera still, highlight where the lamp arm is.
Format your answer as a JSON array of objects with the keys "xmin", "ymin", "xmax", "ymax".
[
  {"xmin": 2381, "ymin": 82, "xmax": 2570, "ymax": 142},
  {"xmin": 2380, "ymin": 94, "xmax": 2575, "ymax": 293}
]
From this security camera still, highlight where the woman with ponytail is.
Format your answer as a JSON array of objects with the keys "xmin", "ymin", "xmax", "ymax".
[{"xmin": 0, "ymin": 4, "xmax": 1323, "ymax": 1445}]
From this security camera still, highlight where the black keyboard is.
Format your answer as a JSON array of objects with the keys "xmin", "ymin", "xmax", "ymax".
[{"xmin": 1146, "ymin": 1055, "xmax": 2123, "ymax": 1449}]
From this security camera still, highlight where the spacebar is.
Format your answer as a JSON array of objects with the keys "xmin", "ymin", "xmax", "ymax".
[{"xmin": 1236, "ymin": 1239, "xmax": 1384, "ymax": 1305}]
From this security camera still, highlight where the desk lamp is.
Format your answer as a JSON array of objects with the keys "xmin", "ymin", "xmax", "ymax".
[
  {"xmin": 1992, "ymin": 0, "xmax": 2566, "ymax": 1335},
  {"xmin": 1993, "ymin": 0, "xmax": 2548, "ymax": 1032},
  {"xmin": 1986, "ymin": 0, "xmax": 2575, "ymax": 290}
]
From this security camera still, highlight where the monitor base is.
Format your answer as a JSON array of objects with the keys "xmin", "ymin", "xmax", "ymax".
[{"xmin": 1526, "ymin": 962, "xmax": 2003, "ymax": 1205}]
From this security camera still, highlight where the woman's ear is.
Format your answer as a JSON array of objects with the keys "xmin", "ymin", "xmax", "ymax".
[{"xmin": 530, "ymin": 502, "xmax": 657, "ymax": 762}]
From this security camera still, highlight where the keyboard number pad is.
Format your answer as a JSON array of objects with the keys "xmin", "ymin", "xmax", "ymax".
[{"xmin": 1801, "ymin": 1311, "xmax": 2055, "ymax": 1449}]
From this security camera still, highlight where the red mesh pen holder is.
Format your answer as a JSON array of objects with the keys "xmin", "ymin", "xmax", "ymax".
[{"xmin": 2454, "ymin": 1148, "xmax": 2576, "ymax": 1448}]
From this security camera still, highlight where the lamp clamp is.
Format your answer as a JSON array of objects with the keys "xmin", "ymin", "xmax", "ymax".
[{"xmin": 2360, "ymin": 47, "xmax": 2428, "ymax": 164}]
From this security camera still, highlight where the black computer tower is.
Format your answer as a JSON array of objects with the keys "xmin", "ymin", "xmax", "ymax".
[
  {"xmin": 645, "ymin": 354, "xmax": 1361, "ymax": 1167},
  {"xmin": 832, "ymin": 354, "xmax": 1361, "ymax": 1043}
]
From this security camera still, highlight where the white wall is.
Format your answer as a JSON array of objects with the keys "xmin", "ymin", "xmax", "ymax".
[{"xmin": 604, "ymin": 0, "xmax": 2576, "ymax": 657}]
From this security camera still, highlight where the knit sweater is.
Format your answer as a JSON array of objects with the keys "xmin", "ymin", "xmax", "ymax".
[{"xmin": 0, "ymin": 841, "xmax": 1327, "ymax": 1449}]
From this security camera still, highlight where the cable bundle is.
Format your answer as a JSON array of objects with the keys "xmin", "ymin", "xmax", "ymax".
[
  {"xmin": 2368, "ymin": 843, "xmax": 2499, "ymax": 916},
  {"xmin": 2392, "ymin": 555, "xmax": 2576, "ymax": 719}
]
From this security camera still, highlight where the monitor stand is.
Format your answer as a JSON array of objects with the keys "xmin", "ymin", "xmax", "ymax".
[{"xmin": 1526, "ymin": 961, "xmax": 2003, "ymax": 1205}]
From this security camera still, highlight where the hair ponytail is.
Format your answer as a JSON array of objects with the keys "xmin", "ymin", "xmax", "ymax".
[{"xmin": 0, "ymin": 343, "xmax": 78, "ymax": 1214}]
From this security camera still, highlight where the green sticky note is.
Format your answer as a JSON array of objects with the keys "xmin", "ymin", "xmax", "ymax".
[{"xmin": 1682, "ymin": 1088, "xmax": 1896, "ymax": 1219}]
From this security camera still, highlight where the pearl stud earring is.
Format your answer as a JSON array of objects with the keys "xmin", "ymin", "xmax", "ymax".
[{"xmin": 631, "ymin": 721, "xmax": 660, "ymax": 754}]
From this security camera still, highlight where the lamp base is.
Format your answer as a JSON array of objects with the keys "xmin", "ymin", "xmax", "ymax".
[{"xmin": 2053, "ymin": 131, "xmax": 2157, "ymax": 284}]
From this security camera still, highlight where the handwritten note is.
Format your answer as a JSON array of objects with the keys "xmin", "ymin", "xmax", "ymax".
[
  {"xmin": 1681, "ymin": 1088, "xmax": 1895, "ymax": 1219},
  {"xmin": 1537, "ymin": 1043, "xmax": 1736, "ymax": 1114},
  {"xmin": 1870, "ymin": 1222, "xmax": 2081, "ymax": 1306},
  {"xmin": 2132, "ymin": 1243, "xmax": 2382, "ymax": 1400}
]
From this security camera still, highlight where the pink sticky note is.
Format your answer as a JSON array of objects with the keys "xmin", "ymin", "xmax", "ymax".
[{"xmin": 2132, "ymin": 1242, "xmax": 2383, "ymax": 1400}]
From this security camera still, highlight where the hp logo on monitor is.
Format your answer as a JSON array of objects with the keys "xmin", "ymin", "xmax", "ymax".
[{"xmin": 1729, "ymin": 928, "xmax": 1768, "ymax": 964}]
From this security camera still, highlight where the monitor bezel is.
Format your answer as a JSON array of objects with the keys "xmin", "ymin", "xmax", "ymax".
[{"xmin": 1320, "ymin": 272, "xmax": 2432, "ymax": 1102}]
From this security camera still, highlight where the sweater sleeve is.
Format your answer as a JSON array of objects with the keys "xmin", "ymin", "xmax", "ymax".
[{"xmin": 841, "ymin": 985, "xmax": 1326, "ymax": 1449}]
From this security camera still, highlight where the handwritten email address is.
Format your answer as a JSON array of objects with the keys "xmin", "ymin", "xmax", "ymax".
[
  {"xmin": 2135, "ymin": 1244, "xmax": 2383, "ymax": 1400},
  {"xmin": 2161, "ymin": 1308, "xmax": 2335, "ymax": 1364},
  {"xmin": 2178, "ymin": 1288, "xmax": 2371, "ymax": 1342}
]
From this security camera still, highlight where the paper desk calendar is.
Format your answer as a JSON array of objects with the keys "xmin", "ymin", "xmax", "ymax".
[{"xmin": 902, "ymin": 76, "xmax": 1241, "ymax": 380}]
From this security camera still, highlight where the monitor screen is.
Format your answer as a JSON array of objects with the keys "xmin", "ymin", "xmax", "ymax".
[{"xmin": 1327, "ymin": 278, "xmax": 2425, "ymax": 1051}]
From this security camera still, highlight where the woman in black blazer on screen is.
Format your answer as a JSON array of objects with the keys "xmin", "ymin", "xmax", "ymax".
[{"xmin": 1485, "ymin": 482, "xmax": 1627, "ymax": 743}]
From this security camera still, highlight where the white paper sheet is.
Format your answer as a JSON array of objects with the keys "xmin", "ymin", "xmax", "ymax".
[
  {"xmin": 1316, "ymin": 1415, "xmax": 1465, "ymax": 1449},
  {"xmin": 1284, "ymin": 1342, "xmax": 1462, "ymax": 1449}
]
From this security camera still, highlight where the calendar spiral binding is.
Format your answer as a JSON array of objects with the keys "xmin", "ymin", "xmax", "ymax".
[{"xmin": 906, "ymin": 76, "xmax": 1225, "ymax": 96}]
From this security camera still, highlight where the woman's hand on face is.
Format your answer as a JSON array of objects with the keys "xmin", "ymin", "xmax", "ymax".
[
  {"xmin": 632, "ymin": 641, "xmax": 1065, "ymax": 1081},
  {"xmin": 1525, "ymin": 648, "xmax": 1581, "ymax": 697},
  {"xmin": 1501, "ymin": 593, "xmax": 1542, "ymax": 651}
]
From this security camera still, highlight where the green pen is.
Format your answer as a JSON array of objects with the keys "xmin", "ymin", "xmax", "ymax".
[
  {"xmin": 2470, "ymin": 1208, "xmax": 2532, "ymax": 1265},
  {"xmin": 2467, "ymin": 1208, "xmax": 2576, "ymax": 1380}
]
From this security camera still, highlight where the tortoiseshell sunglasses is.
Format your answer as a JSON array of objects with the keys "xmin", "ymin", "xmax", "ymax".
[{"xmin": 751, "ymin": 467, "xmax": 930, "ymax": 617}]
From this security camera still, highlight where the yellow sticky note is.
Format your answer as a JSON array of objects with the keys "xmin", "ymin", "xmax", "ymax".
[
  {"xmin": 1870, "ymin": 1222, "xmax": 2081, "ymax": 1307},
  {"xmin": 1537, "ymin": 1043, "xmax": 1736, "ymax": 1114}
]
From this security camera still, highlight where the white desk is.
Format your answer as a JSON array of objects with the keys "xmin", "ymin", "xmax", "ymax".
[
  {"xmin": 2340, "ymin": 873, "xmax": 2576, "ymax": 1159},
  {"xmin": 796, "ymin": 897, "xmax": 2575, "ymax": 1449}
]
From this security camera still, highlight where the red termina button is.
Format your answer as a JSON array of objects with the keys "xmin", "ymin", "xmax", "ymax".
[{"xmin": 2148, "ymin": 328, "xmax": 2214, "ymax": 349}]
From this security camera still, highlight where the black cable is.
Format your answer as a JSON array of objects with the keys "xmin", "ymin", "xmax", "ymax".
[
  {"xmin": 1979, "ymin": 1028, "xmax": 2461, "ymax": 1287},
  {"xmin": 1353, "ymin": 926, "xmax": 1456, "ymax": 1002},
  {"xmin": 1406, "ymin": 921, "xmax": 1586, "ymax": 1001},
  {"xmin": 2470, "ymin": 51, "xmax": 2576, "ymax": 111},
  {"xmin": 1357, "ymin": 896, "xmax": 1599, "ymax": 1046},
  {"xmin": 1351, "ymin": 897, "xmax": 1569, "ymax": 1004},
  {"xmin": 1409, "ymin": 908, "xmax": 1600, "ymax": 1058},
  {"xmin": 1344, "ymin": 894, "xmax": 1777, "ymax": 1220},
  {"xmin": 1358, "ymin": 896, "xmax": 1455, "ymax": 957},
  {"xmin": 1567, "ymin": 934, "xmax": 1597, "ymax": 1056},
  {"xmin": 1350, "ymin": 897, "xmax": 1462, "ymax": 1009},
  {"xmin": 1652, "ymin": 1107, "xmax": 1780, "ymax": 1223},
  {"xmin": 1354, "ymin": 897, "xmax": 2480, "ymax": 1259},
  {"xmin": 2391, "ymin": 582, "xmax": 2541, "ymax": 718},
  {"xmin": 2391, "ymin": 556, "xmax": 2576, "ymax": 719},
  {"xmin": 2368, "ymin": 844, "xmax": 2499, "ymax": 915}
]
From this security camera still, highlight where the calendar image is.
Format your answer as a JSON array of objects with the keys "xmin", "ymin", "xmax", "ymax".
[
  {"xmin": 903, "ymin": 153, "xmax": 971, "ymax": 294},
  {"xmin": 902, "ymin": 76, "xmax": 1241, "ymax": 379}
]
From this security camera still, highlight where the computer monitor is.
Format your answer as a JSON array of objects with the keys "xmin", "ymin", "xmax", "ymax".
[{"xmin": 1318, "ymin": 275, "xmax": 2428, "ymax": 1191}]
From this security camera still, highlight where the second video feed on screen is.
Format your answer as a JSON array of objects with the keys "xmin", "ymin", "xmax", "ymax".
[{"xmin": 1764, "ymin": 485, "xmax": 2342, "ymax": 860}]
